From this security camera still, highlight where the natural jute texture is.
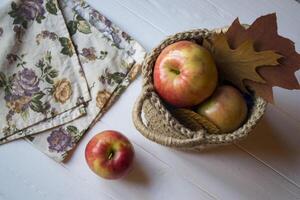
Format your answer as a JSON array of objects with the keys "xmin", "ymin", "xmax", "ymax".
[{"xmin": 132, "ymin": 28, "xmax": 267, "ymax": 150}]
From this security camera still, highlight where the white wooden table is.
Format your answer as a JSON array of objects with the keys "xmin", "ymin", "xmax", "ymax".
[{"xmin": 1, "ymin": 0, "xmax": 300, "ymax": 199}]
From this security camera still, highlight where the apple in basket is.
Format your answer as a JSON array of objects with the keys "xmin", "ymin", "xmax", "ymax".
[
  {"xmin": 196, "ymin": 85, "xmax": 248, "ymax": 133},
  {"xmin": 153, "ymin": 40, "xmax": 218, "ymax": 107},
  {"xmin": 85, "ymin": 130, "xmax": 134, "ymax": 180}
]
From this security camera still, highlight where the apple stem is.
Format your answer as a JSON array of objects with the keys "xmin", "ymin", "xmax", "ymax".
[
  {"xmin": 108, "ymin": 151, "xmax": 114, "ymax": 160},
  {"xmin": 169, "ymin": 68, "xmax": 180, "ymax": 75}
]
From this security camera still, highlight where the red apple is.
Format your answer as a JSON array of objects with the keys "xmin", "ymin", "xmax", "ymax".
[
  {"xmin": 196, "ymin": 85, "xmax": 248, "ymax": 133},
  {"xmin": 85, "ymin": 130, "xmax": 134, "ymax": 180},
  {"xmin": 153, "ymin": 40, "xmax": 218, "ymax": 107}
]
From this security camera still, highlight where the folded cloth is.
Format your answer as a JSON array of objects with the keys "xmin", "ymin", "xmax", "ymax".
[
  {"xmin": 0, "ymin": 0, "xmax": 91, "ymax": 144},
  {"xmin": 0, "ymin": 0, "xmax": 146, "ymax": 162}
]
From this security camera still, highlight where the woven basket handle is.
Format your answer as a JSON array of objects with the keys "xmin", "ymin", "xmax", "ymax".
[{"xmin": 132, "ymin": 91, "xmax": 205, "ymax": 148}]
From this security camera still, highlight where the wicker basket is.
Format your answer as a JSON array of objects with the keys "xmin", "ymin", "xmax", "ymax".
[{"xmin": 132, "ymin": 28, "xmax": 267, "ymax": 150}]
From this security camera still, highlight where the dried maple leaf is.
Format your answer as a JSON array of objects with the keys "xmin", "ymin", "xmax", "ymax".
[
  {"xmin": 204, "ymin": 33, "xmax": 282, "ymax": 92},
  {"xmin": 225, "ymin": 13, "xmax": 300, "ymax": 103}
]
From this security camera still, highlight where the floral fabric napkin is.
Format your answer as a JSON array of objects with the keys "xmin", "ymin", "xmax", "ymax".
[
  {"xmin": 0, "ymin": 0, "xmax": 91, "ymax": 144},
  {"xmin": 0, "ymin": 0, "xmax": 146, "ymax": 162}
]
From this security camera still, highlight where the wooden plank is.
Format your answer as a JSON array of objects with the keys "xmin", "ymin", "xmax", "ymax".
[
  {"xmin": 87, "ymin": 0, "xmax": 164, "ymax": 51},
  {"xmin": 76, "ymin": 0, "xmax": 300, "ymax": 197},
  {"xmin": 98, "ymin": 80, "xmax": 300, "ymax": 199},
  {"xmin": 0, "ymin": 139, "xmax": 115, "ymax": 200},
  {"xmin": 64, "ymin": 122, "xmax": 216, "ymax": 200},
  {"xmin": 0, "ymin": 122, "xmax": 215, "ymax": 200},
  {"xmin": 0, "ymin": 1, "xmax": 215, "ymax": 200},
  {"xmin": 0, "ymin": 0, "xmax": 299, "ymax": 199},
  {"xmin": 96, "ymin": 0, "xmax": 300, "ymax": 192},
  {"xmin": 237, "ymin": 105, "xmax": 300, "ymax": 186}
]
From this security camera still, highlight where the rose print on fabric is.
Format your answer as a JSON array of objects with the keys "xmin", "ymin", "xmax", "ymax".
[
  {"xmin": 6, "ymin": 53, "xmax": 24, "ymax": 65},
  {"xmin": 6, "ymin": 96, "xmax": 31, "ymax": 114},
  {"xmin": 70, "ymin": 0, "xmax": 139, "ymax": 55},
  {"xmin": 3, "ymin": 68, "xmax": 41, "ymax": 114},
  {"xmin": 47, "ymin": 125, "xmax": 83, "ymax": 153},
  {"xmin": 5, "ymin": 68, "xmax": 40, "ymax": 100},
  {"xmin": 35, "ymin": 31, "xmax": 75, "ymax": 57},
  {"xmin": 80, "ymin": 47, "xmax": 108, "ymax": 62},
  {"xmin": 90, "ymin": 9, "xmax": 112, "ymax": 28},
  {"xmin": 36, "ymin": 30, "xmax": 58, "ymax": 44},
  {"xmin": 8, "ymin": 0, "xmax": 46, "ymax": 29},
  {"xmin": 47, "ymin": 127, "xmax": 73, "ymax": 152},
  {"xmin": 88, "ymin": 9, "xmax": 122, "ymax": 49},
  {"xmin": 81, "ymin": 47, "xmax": 97, "ymax": 61},
  {"xmin": 8, "ymin": 0, "xmax": 58, "ymax": 45},
  {"xmin": 121, "ymin": 31, "xmax": 132, "ymax": 42},
  {"xmin": 87, "ymin": 8, "xmax": 136, "ymax": 54},
  {"xmin": 96, "ymin": 90, "xmax": 111, "ymax": 109},
  {"xmin": 8, "ymin": 0, "xmax": 58, "ymax": 29},
  {"xmin": 0, "ymin": 51, "xmax": 64, "ymax": 126},
  {"xmin": 53, "ymin": 79, "xmax": 72, "ymax": 103}
]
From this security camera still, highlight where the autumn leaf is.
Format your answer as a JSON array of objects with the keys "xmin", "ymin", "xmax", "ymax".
[
  {"xmin": 225, "ymin": 13, "xmax": 300, "ymax": 103},
  {"xmin": 204, "ymin": 33, "xmax": 282, "ymax": 92}
]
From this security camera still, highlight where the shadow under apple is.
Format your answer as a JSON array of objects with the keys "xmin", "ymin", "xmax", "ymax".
[{"xmin": 121, "ymin": 157, "xmax": 150, "ymax": 187}]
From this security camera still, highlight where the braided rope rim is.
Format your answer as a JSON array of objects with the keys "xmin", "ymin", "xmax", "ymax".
[{"xmin": 132, "ymin": 28, "xmax": 267, "ymax": 148}]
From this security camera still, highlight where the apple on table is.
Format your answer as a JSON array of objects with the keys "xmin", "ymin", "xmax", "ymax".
[{"xmin": 85, "ymin": 130, "xmax": 134, "ymax": 180}]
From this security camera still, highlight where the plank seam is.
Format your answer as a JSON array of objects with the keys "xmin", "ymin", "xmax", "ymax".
[
  {"xmin": 99, "ymin": 120, "xmax": 218, "ymax": 200},
  {"xmin": 235, "ymin": 143, "xmax": 300, "ymax": 191},
  {"xmin": 94, "ymin": 0, "xmax": 300, "ymax": 197},
  {"xmin": 133, "ymin": 141, "xmax": 218, "ymax": 200},
  {"xmin": 273, "ymin": 105, "xmax": 300, "ymax": 128},
  {"xmin": 59, "ymin": 162, "xmax": 118, "ymax": 200},
  {"xmin": 24, "ymin": 140, "xmax": 117, "ymax": 200},
  {"xmin": 113, "ymin": 0, "xmax": 168, "ymax": 35}
]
